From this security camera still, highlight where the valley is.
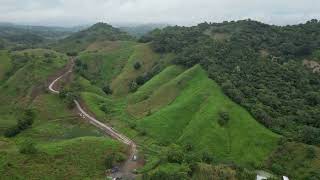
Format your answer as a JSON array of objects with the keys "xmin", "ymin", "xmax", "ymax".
[{"xmin": 0, "ymin": 20, "xmax": 319, "ymax": 180}]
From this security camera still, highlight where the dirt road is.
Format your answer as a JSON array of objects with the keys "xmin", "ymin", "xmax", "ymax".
[{"xmin": 48, "ymin": 58, "xmax": 138, "ymax": 179}]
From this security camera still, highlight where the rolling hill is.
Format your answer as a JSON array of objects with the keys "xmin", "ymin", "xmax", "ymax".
[
  {"xmin": 54, "ymin": 22, "xmax": 134, "ymax": 53},
  {"xmin": 1, "ymin": 21, "xmax": 320, "ymax": 179}
]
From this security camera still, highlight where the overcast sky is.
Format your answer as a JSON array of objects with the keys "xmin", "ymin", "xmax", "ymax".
[{"xmin": 1, "ymin": 0, "xmax": 320, "ymax": 27}]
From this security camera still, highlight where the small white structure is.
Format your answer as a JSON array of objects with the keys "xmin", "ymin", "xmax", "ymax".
[
  {"xmin": 283, "ymin": 176, "xmax": 289, "ymax": 180},
  {"xmin": 256, "ymin": 175, "xmax": 267, "ymax": 180},
  {"xmin": 132, "ymin": 155, "xmax": 138, "ymax": 161}
]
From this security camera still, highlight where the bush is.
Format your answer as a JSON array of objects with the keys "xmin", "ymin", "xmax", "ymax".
[
  {"xmin": 136, "ymin": 75, "xmax": 146, "ymax": 85},
  {"xmin": 129, "ymin": 81, "xmax": 138, "ymax": 92},
  {"xmin": 4, "ymin": 109, "xmax": 35, "ymax": 137},
  {"xmin": 166, "ymin": 144, "xmax": 184, "ymax": 164},
  {"xmin": 202, "ymin": 151, "xmax": 213, "ymax": 164},
  {"xmin": 19, "ymin": 139, "xmax": 37, "ymax": 154},
  {"xmin": 66, "ymin": 52, "xmax": 78, "ymax": 56},
  {"xmin": 4, "ymin": 126, "xmax": 20, "ymax": 137},
  {"xmin": 102, "ymin": 85, "xmax": 113, "ymax": 95},
  {"xmin": 218, "ymin": 111, "xmax": 229, "ymax": 126},
  {"xmin": 100, "ymin": 104, "xmax": 109, "ymax": 113},
  {"xmin": 134, "ymin": 62, "xmax": 141, "ymax": 70},
  {"xmin": 105, "ymin": 154, "xmax": 114, "ymax": 169}
]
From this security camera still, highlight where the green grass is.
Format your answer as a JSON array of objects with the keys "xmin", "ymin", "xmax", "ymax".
[
  {"xmin": 79, "ymin": 64, "xmax": 280, "ymax": 168},
  {"xmin": 136, "ymin": 65, "xmax": 280, "ymax": 167},
  {"xmin": 78, "ymin": 41, "xmax": 137, "ymax": 87},
  {"xmin": 111, "ymin": 43, "xmax": 161, "ymax": 96},
  {"xmin": 0, "ymin": 136, "xmax": 125, "ymax": 180},
  {"xmin": 0, "ymin": 50, "xmax": 12, "ymax": 83},
  {"xmin": 128, "ymin": 65, "xmax": 184, "ymax": 104},
  {"xmin": 0, "ymin": 49, "xmax": 68, "ymax": 132},
  {"xmin": 20, "ymin": 94, "xmax": 104, "ymax": 142}
]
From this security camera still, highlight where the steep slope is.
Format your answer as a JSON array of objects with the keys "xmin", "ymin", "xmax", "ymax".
[
  {"xmin": 54, "ymin": 23, "xmax": 133, "ymax": 53},
  {"xmin": 0, "ymin": 51, "xmax": 12, "ymax": 83},
  {"xmin": 146, "ymin": 20, "xmax": 320, "ymax": 146},
  {"xmin": 0, "ymin": 137, "xmax": 125, "ymax": 179},
  {"xmin": 135, "ymin": 65, "xmax": 280, "ymax": 167},
  {"xmin": 0, "ymin": 49, "xmax": 68, "ymax": 132}
]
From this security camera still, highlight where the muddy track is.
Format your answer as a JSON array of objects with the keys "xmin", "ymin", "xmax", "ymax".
[{"xmin": 48, "ymin": 58, "xmax": 138, "ymax": 179}]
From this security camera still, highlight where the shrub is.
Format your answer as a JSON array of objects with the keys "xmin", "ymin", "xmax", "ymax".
[
  {"xmin": 19, "ymin": 139, "xmax": 37, "ymax": 154},
  {"xmin": 218, "ymin": 111, "xmax": 229, "ymax": 126},
  {"xmin": 66, "ymin": 52, "xmax": 78, "ymax": 56},
  {"xmin": 129, "ymin": 81, "xmax": 138, "ymax": 92},
  {"xmin": 166, "ymin": 144, "xmax": 184, "ymax": 164},
  {"xmin": 136, "ymin": 75, "xmax": 146, "ymax": 85},
  {"xmin": 134, "ymin": 62, "xmax": 141, "ymax": 70},
  {"xmin": 102, "ymin": 85, "xmax": 113, "ymax": 95},
  {"xmin": 4, "ymin": 109, "xmax": 35, "ymax": 137},
  {"xmin": 100, "ymin": 104, "xmax": 109, "ymax": 113},
  {"xmin": 4, "ymin": 126, "xmax": 20, "ymax": 137},
  {"xmin": 202, "ymin": 151, "xmax": 213, "ymax": 164}
]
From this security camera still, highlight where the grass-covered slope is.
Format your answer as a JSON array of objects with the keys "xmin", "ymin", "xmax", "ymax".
[
  {"xmin": 135, "ymin": 65, "xmax": 280, "ymax": 167},
  {"xmin": 0, "ymin": 51, "xmax": 12, "ymax": 83},
  {"xmin": 77, "ymin": 41, "xmax": 137, "ymax": 87},
  {"xmin": 54, "ymin": 23, "xmax": 133, "ymax": 53},
  {"xmin": 0, "ymin": 136, "xmax": 125, "ymax": 179},
  {"xmin": 111, "ymin": 44, "xmax": 161, "ymax": 96},
  {"xmin": 0, "ymin": 49, "xmax": 68, "ymax": 132}
]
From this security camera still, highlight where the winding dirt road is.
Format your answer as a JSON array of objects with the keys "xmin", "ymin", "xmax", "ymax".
[{"xmin": 48, "ymin": 58, "xmax": 138, "ymax": 179}]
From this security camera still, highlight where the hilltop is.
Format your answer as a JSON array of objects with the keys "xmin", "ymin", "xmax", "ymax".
[{"xmin": 53, "ymin": 22, "xmax": 134, "ymax": 53}]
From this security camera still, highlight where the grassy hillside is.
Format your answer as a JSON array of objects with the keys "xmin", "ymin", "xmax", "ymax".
[
  {"xmin": 0, "ymin": 51, "xmax": 12, "ymax": 83},
  {"xmin": 0, "ymin": 136, "xmax": 125, "ymax": 179},
  {"xmin": 0, "ymin": 49, "xmax": 68, "ymax": 132},
  {"xmin": 54, "ymin": 23, "xmax": 133, "ymax": 53},
  {"xmin": 0, "ymin": 49, "xmax": 67, "ymax": 111},
  {"xmin": 78, "ymin": 63, "xmax": 279, "ymax": 168},
  {"xmin": 77, "ymin": 41, "xmax": 137, "ymax": 87},
  {"xmin": 111, "ymin": 43, "xmax": 161, "ymax": 96},
  {"xmin": 135, "ymin": 65, "xmax": 280, "ymax": 167}
]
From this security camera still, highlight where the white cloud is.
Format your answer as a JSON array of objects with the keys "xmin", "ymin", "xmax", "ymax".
[{"xmin": 0, "ymin": 0, "xmax": 319, "ymax": 26}]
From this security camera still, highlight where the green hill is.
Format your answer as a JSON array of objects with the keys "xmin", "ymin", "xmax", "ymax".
[
  {"xmin": 134, "ymin": 65, "xmax": 279, "ymax": 167},
  {"xmin": 54, "ymin": 23, "xmax": 134, "ymax": 53},
  {"xmin": 0, "ymin": 136, "xmax": 125, "ymax": 179}
]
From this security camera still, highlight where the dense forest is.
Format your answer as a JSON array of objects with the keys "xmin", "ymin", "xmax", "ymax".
[{"xmin": 143, "ymin": 19, "xmax": 320, "ymax": 146}]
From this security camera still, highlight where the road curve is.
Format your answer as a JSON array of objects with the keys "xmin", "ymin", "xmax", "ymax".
[{"xmin": 48, "ymin": 58, "xmax": 138, "ymax": 179}]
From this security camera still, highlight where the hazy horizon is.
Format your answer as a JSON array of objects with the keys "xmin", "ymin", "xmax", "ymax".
[{"xmin": 1, "ymin": 0, "xmax": 320, "ymax": 27}]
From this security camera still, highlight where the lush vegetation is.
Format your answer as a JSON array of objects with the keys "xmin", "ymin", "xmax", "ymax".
[
  {"xmin": 144, "ymin": 19, "xmax": 320, "ymax": 146},
  {"xmin": 0, "ymin": 23, "xmax": 75, "ymax": 50},
  {"xmin": 54, "ymin": 23, "xmax": 134, "ymax": 53},
  {"xmin": 1, "ymin": 20, "xmax": 320, "ymax": 179}
]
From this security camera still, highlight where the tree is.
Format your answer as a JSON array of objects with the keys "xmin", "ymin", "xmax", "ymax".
[
  {"xmin": 136, "ymin": 75, "xmax": 146, "ymax": 85},
  {"xmin": 134, "ymin": 62, "xmax": 142, "ymax": 70},
  {"xmin": 218, "ymin": 111, "xmax": 230, "ymax": 126},
  {"xmin": 102, "ymin": 85, "xmax": 113, "ymax": 95},
  {"xmin": 166, "ymin": 144, "xmax": 184, "ymax": 164},
  {"xmin": 4, "ymin": 126, "xmax": 20, "ymax": 137},
  {"xmin": 129, "ymin": 81, "xmax": 138, "ymax": 92}
]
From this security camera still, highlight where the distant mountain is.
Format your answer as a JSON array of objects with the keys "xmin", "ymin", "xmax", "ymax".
[
  {"xmin": 118, "ymin": 23, "xmax": 169, "ymax": 37},
  {"xmin": 0, "ymin": 23, "xmax": 78, "ymax": 50},
  {"xmin": 53, "ymin": 22, "xmax": 133, "ymax": 53}
]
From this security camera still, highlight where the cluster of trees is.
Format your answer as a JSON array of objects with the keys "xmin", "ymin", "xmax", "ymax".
[
  {"xmin": 59, "ymin": 82, "xmax": 81, "ymax": 109},
  {"xmin": 142, "ymin": 143, "xmax": 256, "ymax": 180},
  {"xmin": 4, "ymin": 109, "xmax": 35, "ymax": 137},
  {"xmin": 145, "ymin": 19, "xmax": 320, "ymax": 145}
]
